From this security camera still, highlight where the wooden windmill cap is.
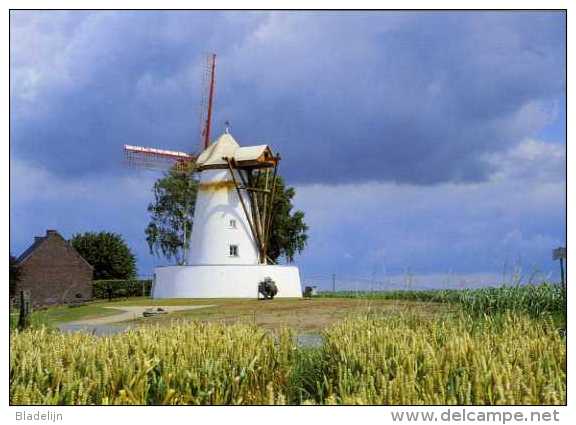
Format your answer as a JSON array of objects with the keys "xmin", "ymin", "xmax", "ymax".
[
  {"xmin": 196, "ymin": 132, "xmax": 278, "ymax": 170},
  {"xmin": 196, "ymin": 132, "xmax": 240, "ymax": 169}
]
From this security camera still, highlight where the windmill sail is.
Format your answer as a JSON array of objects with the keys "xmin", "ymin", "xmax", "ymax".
[{"xmin": 123, "ymin": 144, "xmax": 195, "ymax": 172}]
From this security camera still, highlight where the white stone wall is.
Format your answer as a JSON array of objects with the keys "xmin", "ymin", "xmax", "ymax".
[
  {"xmin": 187, "ymin": 169, "xmax": 259, "ymax": 265},
  {"xmin": 153, "ymin": 265, "xmax": 302, "ymax": 298}
]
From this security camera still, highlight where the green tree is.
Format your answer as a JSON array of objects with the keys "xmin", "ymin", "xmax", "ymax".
[
  {"xmin": 70, "ymin": 232, "xmax": 137, "ymax": 280},
  {"xmin": 145, "ymin": 166, "xmax": 308, "ymax": 264},
  {"xmin": 145, "ymin": 162, "xmax": 198, "ymax": 265},
  {"xmin": 260, "ymin": 175, "xmax": 308, "ymax": 263}
]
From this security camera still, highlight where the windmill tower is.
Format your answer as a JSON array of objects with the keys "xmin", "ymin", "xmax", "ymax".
[{"xmin": 124, "ymin": 54, "xmax": 302, "ymax": 298}]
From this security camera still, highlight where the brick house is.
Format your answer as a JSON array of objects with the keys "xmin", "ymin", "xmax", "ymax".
[{"xmin": 14, "ymin": 230, "xmax": 93, "ymax": 306}]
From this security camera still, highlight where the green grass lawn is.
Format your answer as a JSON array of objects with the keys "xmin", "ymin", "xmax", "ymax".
[
  {"xmin": 10, "ymin": 297, "xmax": 194, "ymax": 329},
  {"xmin": 11, "ymin": 304, "xmax": 122, "ymax": 329}
]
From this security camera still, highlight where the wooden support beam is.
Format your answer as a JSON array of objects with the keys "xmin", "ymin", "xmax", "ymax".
[
  {"xmin": 225, "ymin": 158, "xmax": 262, "ymax": 254},
  {"xmin": 263, "ymin": 157, "xmax": 280, "ymax": 260},
  {"xmin": 223, "ymin": 154, "xmax": 281, "ymax": 265},
  {"xmin": 234, "ymin": 185, "xmax": 270, "ymax": 193},
  {"xmin": 238, "ymin": 167, "xmax": 267, "ymax": 264},
  {"xmin": 238, "ymin": 170, "xmax": 258, "ymax": 241},
  {"xmin": 247, "ymin": 170, "xmax": 266, "ymax": 263},
  {"xmin": 254, "ymin": 169, "xmax": 264, "ymax": 240},
  {"xmin": 261, "ymin": 168, "xmax": 270, "ymax": 254},
  {"xmin": 243, "ymin": 187, "xmax": 271, "ymax": 194}
]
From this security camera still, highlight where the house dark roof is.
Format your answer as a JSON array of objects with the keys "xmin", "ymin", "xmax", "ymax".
[
  {"xmin": 16, "ymin": 237, "xmax": 46, "ymax": 264},
  {"xmin": 16, "ymin": 229, "xmax": 93, "ymax": 269}
]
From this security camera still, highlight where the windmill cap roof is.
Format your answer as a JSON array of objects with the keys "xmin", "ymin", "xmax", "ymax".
[
  {"xmin": 196, "ymin": 133, "xmax": 240, "ymax": 167},
  {"xmin": 196, "ymin": 132, "xmax": 275, "ymax": 168},
  {"xmin": 234, "ymin": 145, "xmax": 269, "ymax": 161}
]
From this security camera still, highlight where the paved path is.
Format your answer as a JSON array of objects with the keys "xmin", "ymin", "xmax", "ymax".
[{"xmin": 68, "ymin": 305, "xmax": 215, "ymax": 326}]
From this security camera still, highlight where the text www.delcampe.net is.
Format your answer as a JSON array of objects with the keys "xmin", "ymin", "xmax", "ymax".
[{"xmin": 390, "ymin": 408, "xmax": 561, "ymax": 424}]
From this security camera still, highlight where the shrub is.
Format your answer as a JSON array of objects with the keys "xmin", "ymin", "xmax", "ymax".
[{"xmin": 93, "ymin": 279, "xmax": 152, "ymax": 300}]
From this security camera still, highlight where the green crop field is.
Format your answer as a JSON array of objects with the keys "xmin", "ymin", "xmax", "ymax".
[{"xmin": 317, "ymin": 283, "xmax": 565, "ymax": 323}]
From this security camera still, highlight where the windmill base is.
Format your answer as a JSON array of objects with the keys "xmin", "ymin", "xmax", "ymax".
[{"xmin": 152, "ymin": 265, "xmax": 302, "ymax": 298}]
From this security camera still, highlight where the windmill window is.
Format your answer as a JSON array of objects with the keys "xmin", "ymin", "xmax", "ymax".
[
  {"xmin": 229, "ymin": 219, "xmax": 237, "ymax": 229},
  {"xmin": 229, "ymin": 245, "xmax": 239, "ymax": 257}
]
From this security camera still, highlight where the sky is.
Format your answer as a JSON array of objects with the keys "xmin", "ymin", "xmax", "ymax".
[{"xmin": 10, "ymin": 11, "xmax": 566, "ymax": 290}]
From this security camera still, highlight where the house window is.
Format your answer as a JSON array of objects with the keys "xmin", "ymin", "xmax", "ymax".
[
  {"xmin": 229, "ymin": 245, "xmax": 239, "ymax": 257},
  {"xmin": 229, "ymin": 219, "xmax": 237, "ymax": 229}
]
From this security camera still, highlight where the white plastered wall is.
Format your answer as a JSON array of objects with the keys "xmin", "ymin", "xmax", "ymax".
[
  {"xmin": 153, "ymin": 265, "xmax": 302, "ymax": 298},
  {"xmin": 187, "ymin": 169, "xmax": 259, "ymax": 265}
]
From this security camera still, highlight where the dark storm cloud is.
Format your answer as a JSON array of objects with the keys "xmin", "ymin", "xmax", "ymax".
[{"xmin": 11, "ymin": 11, "xmax": 565, "ymax": 184}]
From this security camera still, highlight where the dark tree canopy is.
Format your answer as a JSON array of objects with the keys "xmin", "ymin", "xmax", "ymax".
[
  {"xmin": 145, "ymin": 165, "xmax": 308, "ymax": 264},
  {"xmin": 259, "ymin": 175, "xmax": 308, "ymax": 263},
  {"xmin": 70, "ymin": 232, "xmax": 137, "ymax": 280},
  {"xmin": 145, "ymin": 162, "xmax": 198, "ymax": 265}
]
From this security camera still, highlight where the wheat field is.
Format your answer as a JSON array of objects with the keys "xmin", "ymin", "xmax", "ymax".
[
  {"xmin": 316, "ymin": 313, "xmax": 565, "ymax": 405},
  {"xmin": 10, "ymin": 313, "xmax": 565, "ymax": 405}
]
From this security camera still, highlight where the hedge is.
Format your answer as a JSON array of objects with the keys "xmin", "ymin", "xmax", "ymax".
[{"xmin": 92, "ymin": 279, "xmax": 153, "ymax": 300}]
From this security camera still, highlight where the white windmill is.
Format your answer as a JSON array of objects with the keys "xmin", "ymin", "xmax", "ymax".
[{"xmin": 124, "ymin": 54, "xmax": 302, "ymax": 298}]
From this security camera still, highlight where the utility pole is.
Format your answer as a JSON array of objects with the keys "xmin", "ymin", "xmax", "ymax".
[
  {"xmin": 332, "ymin": 273, "xmax": 336, "ymax": 293},
  {"xmin": 553, "ymin": 247, "xmax": 567, "ymax": 330},
  {"xmin": 17, "ymin": 290, "xmax": 31, "ymax": 331}
]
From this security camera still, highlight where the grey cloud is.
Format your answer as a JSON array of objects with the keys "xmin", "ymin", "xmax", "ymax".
[
  {"xmin": 10, "ymin": 11, "xmax": 565, "ymax": 186},
  {"xmin": 292, "ymin": 140, "xmax": 565, "ymax": 279}
]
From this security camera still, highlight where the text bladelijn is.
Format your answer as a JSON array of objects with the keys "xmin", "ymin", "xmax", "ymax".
[{"xmin": 15, "ymin": 411, "xmax": 63, "ymax": 422}]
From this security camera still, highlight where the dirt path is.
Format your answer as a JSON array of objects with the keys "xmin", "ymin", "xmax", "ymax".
[{"xmin": 68, "ymin": 305, "xmax": 215, "ymax": 326}]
